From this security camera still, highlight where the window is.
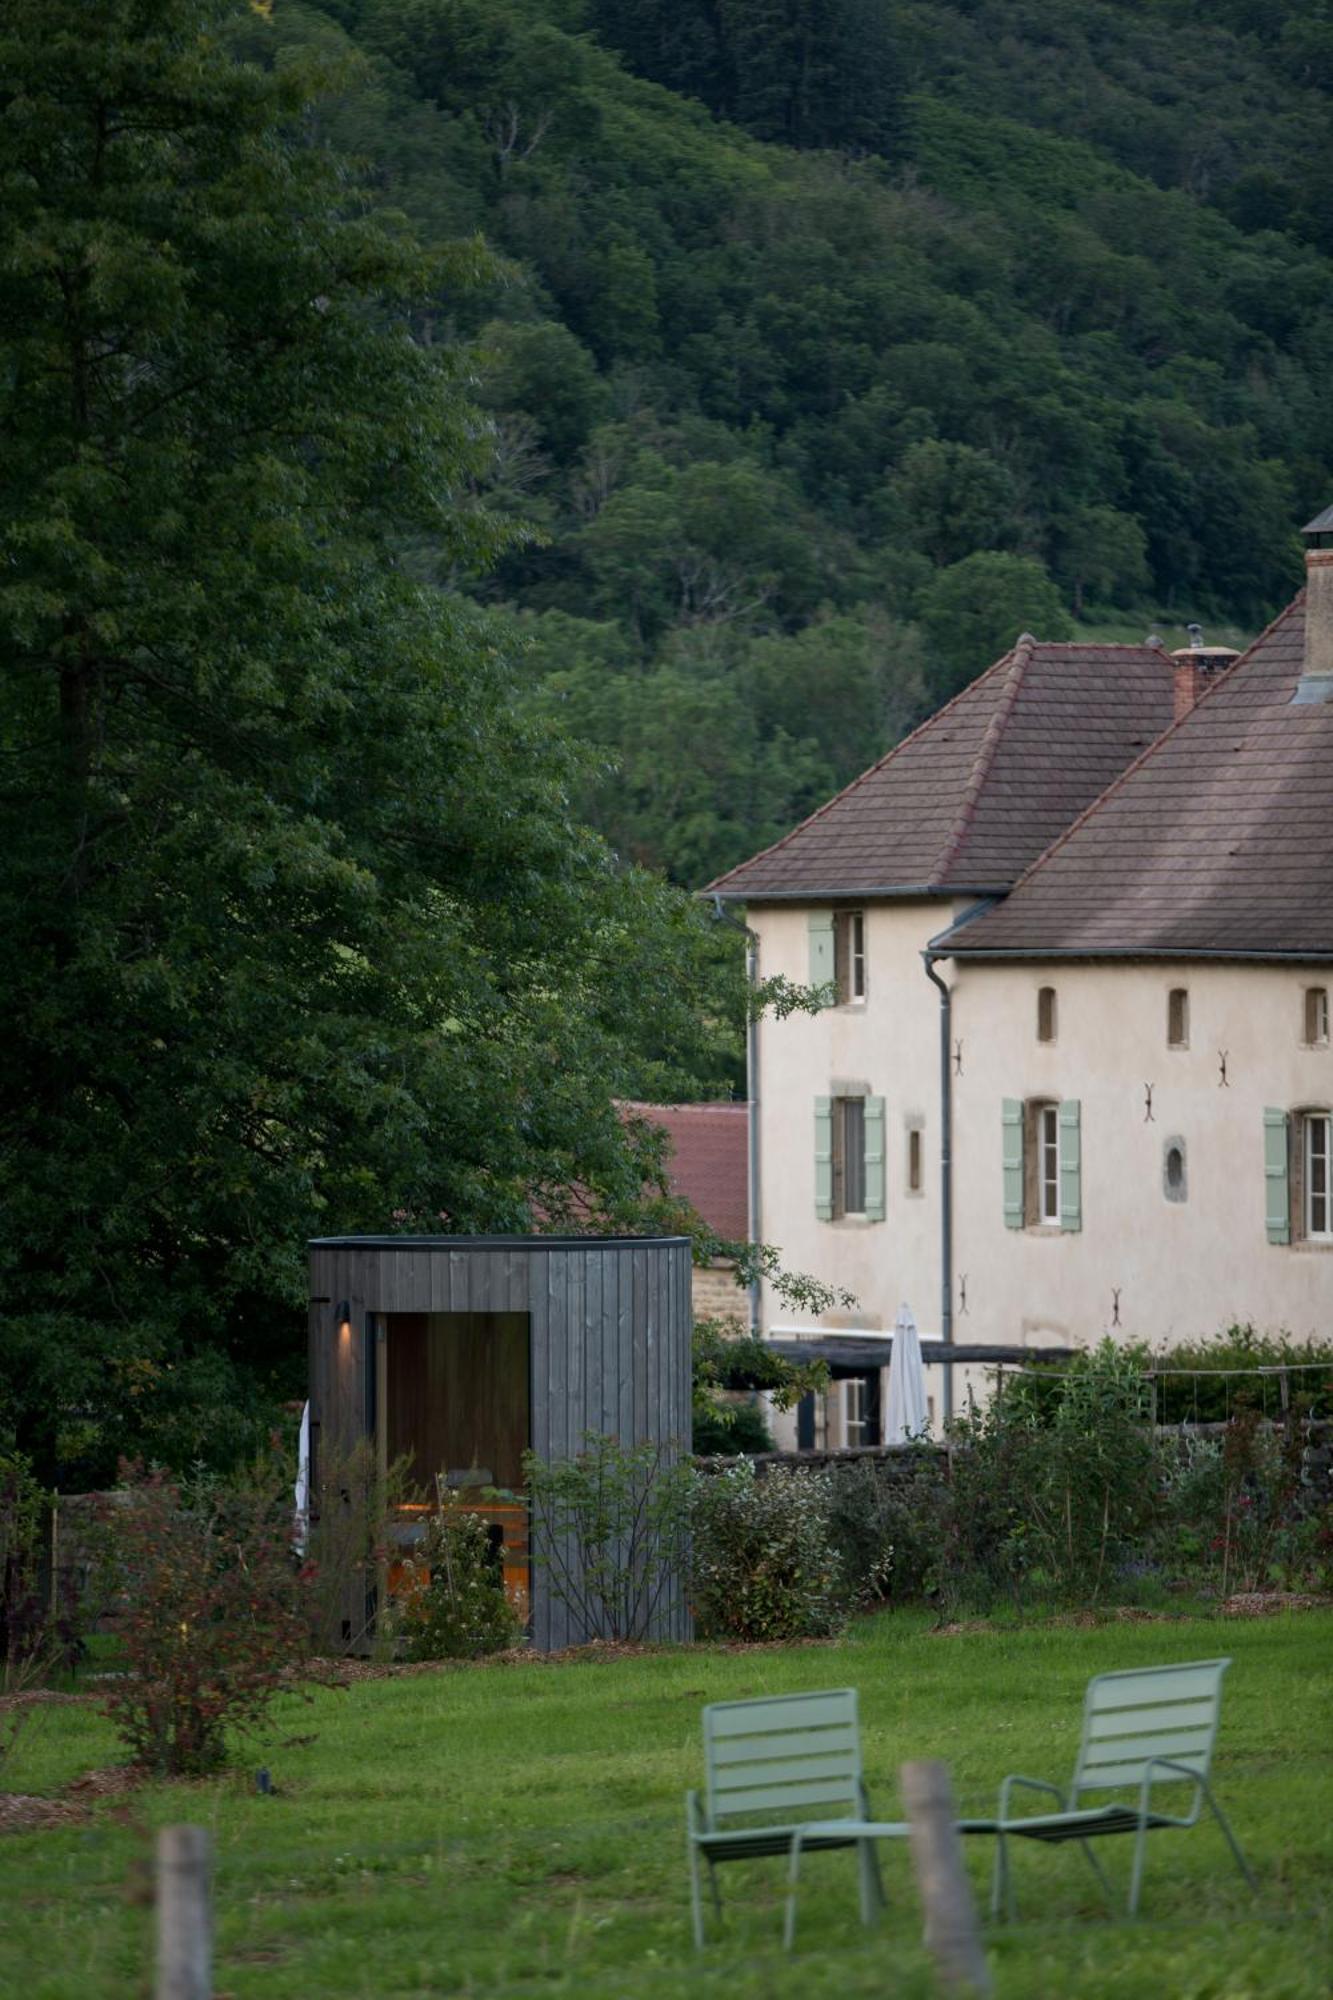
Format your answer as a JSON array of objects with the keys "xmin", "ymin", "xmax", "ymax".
[
  {"xmin": 1305, "ymin": 987, "xmax": 1330, "ymax": 1047},
  {"xmin": 1008, "ymin": 1098, "xmax": 1076, "ymax": 1229},
  {"xmin": 1036, "ymin": 986, "xmax": 1057, "ymax": 1043},
  {"xmin": 1037, "ymin": 1102, "xmax": 1060, "ymax": 1225},
  {"xmin": 907, "ymin": 1125, "xmax": 923, "ymax": 1195},
  {"xmin": 815, "ymin": 1095, "xmax": 885, "ymax": 1221},
  {"xmin": 835, "ymin": 909, "xmax": 867, "ymax": 1003},
  {"xmin": 1306, "ymin": 1113, "xmax": 1332, "ymax": 1240},
  {"xmin": 835, "ymin": 1096, "xmax": 867, "ymax": 1215},
  {"xmin": 1167, "ymin": 987, "xmax": 1189, "ymax": 1049},
  {"xmin": 843, "ymin": 1376, "xmax": 869, "ymax": 1447}
]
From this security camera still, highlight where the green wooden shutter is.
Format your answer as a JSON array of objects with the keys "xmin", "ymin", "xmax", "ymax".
[
  {"xmin": 1264, "ymin": 1107, "xmax": 1291, "ymax": 1245},
  {"xmin": 814, "ymin": 1097, "xmax": 834, "ymax": 1220},
  {"xmin": 808, "ymin": 911, "xmax": 835, "ymax": 1005},
  {"xmin": 1059, "ymin": 1099, "xmax": 1082, "ymax": 1233},
  {"xmin": 1002, "ymin": 1098, "xmax": 1024, "ymax": 1229},
  {"xmin": 863, "ymin": 1096, "xmax": 886, "ymax": 1221}
]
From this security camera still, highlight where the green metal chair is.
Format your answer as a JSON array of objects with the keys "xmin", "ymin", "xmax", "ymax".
[
  {"xmin": 990, "ymin": 1657, "xmax": 1257, "ymax": 1918},
  {"xmin": 685, "ymin": 1688, "xmax": 887, "ymax": 1949}
]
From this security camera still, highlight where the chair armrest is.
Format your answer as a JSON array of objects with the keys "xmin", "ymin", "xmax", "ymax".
[
  {"xmin": 997, "ymin": 1774, "xmax": 1068, "ymax": 1823},
  {"xmin": 686, "ymin": 1789, "xmax": 711, "ymax": 1838}
]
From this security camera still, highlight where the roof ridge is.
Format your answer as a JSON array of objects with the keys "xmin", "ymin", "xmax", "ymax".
[
  {"xmin": 934, "ymin": 633, "xmax": 1034, "ymax": 883},
  {"xmin": 705, "ymin": 638, "xmax": 1026, "ymax": 893},
  {"xmin": 942, "ymin": 598, "xmax": 1302, "ymax": 947}
]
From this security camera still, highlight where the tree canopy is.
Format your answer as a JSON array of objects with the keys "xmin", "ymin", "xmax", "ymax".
[{"xmin": 0, "ymin": 0, "xmax": 739, "ymax": 1484}]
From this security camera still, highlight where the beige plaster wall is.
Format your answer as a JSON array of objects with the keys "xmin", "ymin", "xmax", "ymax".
[
  {"xmin": 750, "ymin": 899, "xmax": 962, "ymax": 1439},
  {"xmin": 952, "ymin": 960, "xmax": 1333, "ymax": 1349}
]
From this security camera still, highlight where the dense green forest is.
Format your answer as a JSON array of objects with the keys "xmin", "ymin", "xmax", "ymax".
[{"xmin": 275, "ymin": 0, "xmax": 1333, "ymax": 884}]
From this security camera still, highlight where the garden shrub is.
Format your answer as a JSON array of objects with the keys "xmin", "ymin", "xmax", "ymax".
[
  {"xmin": 689, "ymin": 1460, "xmax": 847, "ymax": 1641},
  {"xmin": 394, "ymin": 1494, "xmax": 522, "ymax": 1660},
  {"xmin": 1155, "ymin": 1397, "xmax": 1333, "ymax": 1595},
  {"xmin": 941, "ymin": 1343, "xmax": 1158, "ymax": 1609},
  {"xmin": 524, "ymin": 1433, "xmax": 694, "ymax": 1643},
  {"xmin": 0, "ymin": 1451, "xmax": 82, "ymax": 1692},
  {"xmin": 99, "ymin": 1457, "xmax": 310, "ymax": 1776},
  {"xmin": 825, "ymin": 1450, "xmax": 945, "ymax": 1606},
  {"xmin": 305, "ymin": 1434, "xmax": 414, "ymax": 1657}
]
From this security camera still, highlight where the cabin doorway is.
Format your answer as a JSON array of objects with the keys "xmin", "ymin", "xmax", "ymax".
[{"xmin": 379, "ymin": 1310, "xmax": 532, "ymax": 1619}]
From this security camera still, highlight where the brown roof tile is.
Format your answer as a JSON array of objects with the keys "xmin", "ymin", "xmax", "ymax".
[
  {"xmin": 945, "ymin": 595, "xmax": 1333, "ymax": 958},
  {"xmin": 622, "ymin": 1102, "xmax": 749, "ymax": 1241},
  {"xmin": 708, "ymin": 640, "xmax": 1175, "ymax": 898}
]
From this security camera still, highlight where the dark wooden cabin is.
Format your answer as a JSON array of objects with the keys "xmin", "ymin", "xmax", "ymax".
[{"xmin": 307, "ymin": 1234, "xmax": 693, "ymax": 1651}]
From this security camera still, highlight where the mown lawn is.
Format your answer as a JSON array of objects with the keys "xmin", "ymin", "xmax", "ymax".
[{"xmin": 2, "ymin": 1607, "xmax": 1330, "ymax": 1999}]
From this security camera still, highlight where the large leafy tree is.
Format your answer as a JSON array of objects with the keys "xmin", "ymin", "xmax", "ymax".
[{"xmin": 0, "ymin": 0, "xmax": 735, "ymax": 1483}]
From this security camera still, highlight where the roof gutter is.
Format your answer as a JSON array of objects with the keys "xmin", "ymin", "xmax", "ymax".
[
  {"xmin": 707, "ymin": 883, "xmax": 1012, "ymax": 904},
  {"xmin": 940, "ymin": 944, "xmax": 1333, "ymax": 964}
]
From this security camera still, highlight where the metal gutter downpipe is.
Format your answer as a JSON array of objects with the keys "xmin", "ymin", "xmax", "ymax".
[{"xmin": 922, "ymin": 951, "xmax": 953, "ymax": 1424}]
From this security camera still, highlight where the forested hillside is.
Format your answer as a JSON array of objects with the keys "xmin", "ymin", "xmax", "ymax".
[{"xmin": 283, "ymin": 0, "xmax": 1333, "ymax": 884}]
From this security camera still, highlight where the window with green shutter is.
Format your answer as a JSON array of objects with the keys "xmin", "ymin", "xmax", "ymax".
[
  {"xmin": 863, "ymin": 1096, "xmax": 886, "ymax": 1221},
  {"xmin": 1264, "ymin": 1107, "xmax": 1291, "ymax": 1245},
  {"xmin": 1058, "ymin": 1099, "xmax": 1082, "ymax": 1233},
  {"xmin": 814, "ymin": 1097, "xmax": 834, "ymax": 1219},
  {"xmin": 1002, "ymin": 1099, "xmax": 1024, "ymax": 1229},
  {"xmin": 807, "ymin": 911, "xmax": 835, "ymax": 1004}
]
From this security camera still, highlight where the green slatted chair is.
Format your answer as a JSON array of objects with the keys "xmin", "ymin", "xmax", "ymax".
[
  {"xmin": 990, "ymin": 1657, "xmax": 1257, "ymax": 1918},
  {"xmin": 685, "ymin": 1688, "xmax": 886, "ymax": 1949}
]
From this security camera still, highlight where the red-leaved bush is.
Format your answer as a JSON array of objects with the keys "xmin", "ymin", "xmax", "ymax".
[{"xmin": 100, "ymin": 1457, "xmax": 311, "ymax": 1775}]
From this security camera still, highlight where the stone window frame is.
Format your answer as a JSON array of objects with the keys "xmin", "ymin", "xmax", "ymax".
[
  {"xmin": 834, "ymin": 909, "xmax": 867, "ymax": 1006},
  {"xmin": 1303, "ymin": 986, "xmax": 1330, "ymax": 1049},
  {"xmin": 1036, "ymin": 985, "xmax": 1058, "ymax": 1044},
  {"xmin": 1167, "ymin": 986, "xmax": 1190, "ymax": 1050}
]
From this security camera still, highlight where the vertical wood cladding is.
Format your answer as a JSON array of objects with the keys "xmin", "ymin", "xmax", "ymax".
[{"xmin": 308, "ymin": 1236, "xmax": 692, "ymax": 1652}]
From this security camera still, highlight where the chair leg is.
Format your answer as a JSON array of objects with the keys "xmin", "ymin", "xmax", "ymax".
[
  {"xmin": 1203, "ymin": 1787, "xmax": 1258, "ymax": 1897},
  {"xmin": 1076, "ymin": 1838, "xmax": 1114, "ymax": 1909},
  {"xmin": 856, "ymin": 1838, "xmax": 885, "ymax": 1925},
  {"xmin": 990, "ymin": 1834, "xmax": 1013, "ymax": 1921},
  {"xmin": 784, "ymin": 1836, "xmax": 807, "ymax": 1953},
  {"xmin": 688, "ymin": 1843, "xmax": 706, "ymax": 1950},
  {"xmin": 708, "ymin": 1859, "xmax": 722, "ymax": 1919},
  {"xmin": 1128, "ymin": 1820, "xmax": 1150, "ymax": 1917}
]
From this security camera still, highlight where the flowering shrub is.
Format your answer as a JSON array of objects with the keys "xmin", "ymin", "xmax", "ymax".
[
  {"xmin": 689, "ymin": 1461, "xmax": 846, "ymax": 1641},
  {"xmin": 394, "ymin": 1496, "xmax": 522, "ymax": 1660},
  {"xmin": 99, "ymin": 1458, "xmax": 311, "ymax": 1776}
]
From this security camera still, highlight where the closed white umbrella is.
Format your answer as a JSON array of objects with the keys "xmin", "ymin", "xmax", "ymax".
[
  {"xmin": 885, "ymin": 1302, "xmax": 928, "ymax": 1442},
  {"xmin": 293, "ymin": 1400, "xmax": 310, "ymax": 1554}
]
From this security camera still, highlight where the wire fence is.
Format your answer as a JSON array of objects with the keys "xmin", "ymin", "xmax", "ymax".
[{"xmin": 999, "ymin": 1359, "xmax": 1333, "ymax": 1428}]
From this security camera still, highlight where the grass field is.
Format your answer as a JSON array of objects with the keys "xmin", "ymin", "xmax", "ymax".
[{"xmin": 2, "ymin": 1607, "xmax": 1330, "ymax": 1999}]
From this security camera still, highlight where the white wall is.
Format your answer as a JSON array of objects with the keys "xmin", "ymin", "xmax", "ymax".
[
  {"xmin": 751, "ymin": 899, "xmax": 960, "ymax": 1437},
  {"xmin": 952, "ymin": 960, "xmax": 1333, "ymax": 1348}
]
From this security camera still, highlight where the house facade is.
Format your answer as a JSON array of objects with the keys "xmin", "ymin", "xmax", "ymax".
[{"xmin": 710, "ymin": 510, "xmax": 1333, "ymax": 1439}]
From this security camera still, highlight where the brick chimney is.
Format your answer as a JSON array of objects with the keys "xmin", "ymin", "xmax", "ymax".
[
  {"xmin": 1294, "ymin": 503, "xmax": 1333, "ymax": 704},
  {"xmin": 1171, "ymin": 623, "xmax": 1239, "ymax": 722}
]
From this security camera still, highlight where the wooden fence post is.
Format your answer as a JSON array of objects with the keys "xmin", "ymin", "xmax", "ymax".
[
  {"xmin": 901, "ymin": 1760, "xmax": 992, "ymax": 1997},
  {"xmin": 155, "ymin": 1825, "xmax": 212, "ymax": 2000}
]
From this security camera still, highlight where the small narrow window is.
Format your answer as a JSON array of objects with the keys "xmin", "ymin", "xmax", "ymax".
[
  {"xmin": 1163, "ymin": 1139, "xmax": 1187, "ymax": 1203},
  {"xmin": 835, "ymin": 910, "xmax": 867, "ymax": 1003},
  {"xmin": 1036, "ymin": 986, "xmax": 1057, "ymax": 1043},
  {"xmin": 1305, "ymin": 988, "xmax": 1330, "ymax": 1047},
  {"xmin": 907, "ymin": 1126, "xmax": 923, "ymax": 1194},
  {"xmin": 1305, "ymin": 1114, "xmax": 1330, "ymax": 1237},
  {"xmin": 1167, "ymin": 987, "xmax": 1189, "ymax": 1049},
  {"xmin": 1039, "ymin": 1103, "xmax": 1060, "ymax": 1224}
]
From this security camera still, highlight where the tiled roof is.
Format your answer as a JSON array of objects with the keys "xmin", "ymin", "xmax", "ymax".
[
  {"xmin": 944, "ymin": 596, "xmax": 1333, "ymax": 959},
  {"xmin": 623, "ymin": 1102, "xmax": 749, "ymax": 1241},
  {"xmin": 707, "ymin": 640, "xmax": 1176, "ymax": 899}
]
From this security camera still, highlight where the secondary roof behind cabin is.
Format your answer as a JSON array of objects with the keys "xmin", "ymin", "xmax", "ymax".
[
  {"xmin": 941, "ymin": 597, "xmax": 1333, "ymax": 960},
  {"xmin": 621, "ymin": 1101, "xmax": 749, "ymax": 1242},
  {"xmin": 707, "ymin": 639, "xmax": 1175, "ymax": 900}
]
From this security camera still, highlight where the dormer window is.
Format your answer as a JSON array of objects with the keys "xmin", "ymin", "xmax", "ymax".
[
  {"xmin": 1167, "ymin": 988, "xmax": 1189, "ymax": 1049},
  {"xmin": 1036, "ymin": 986, "xmax": 1057, "ymax": 1043},
  {"xmin": 835, "ymin": 910, "xmax": 867, "ymax": 1004}
]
